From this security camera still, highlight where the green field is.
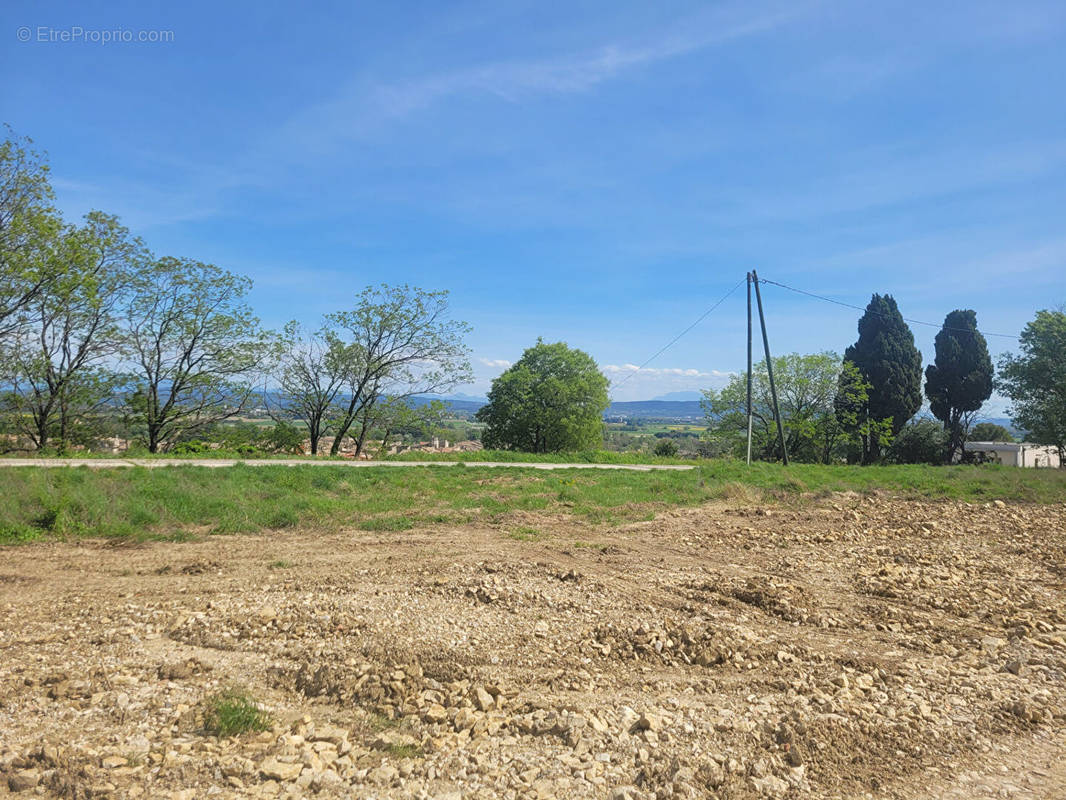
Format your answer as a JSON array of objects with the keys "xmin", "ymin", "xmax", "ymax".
[
  {"xmin": 383, "ymin": 448, "xmax": 697, "ymax": 464},
  {"xmin": 1, "ymin": 461, "xmax": 1063, "ymax": 545}
]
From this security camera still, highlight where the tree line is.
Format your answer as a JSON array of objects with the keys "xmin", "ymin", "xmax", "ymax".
[
  {"xmin": 703, "ymin": 294, "xmax": 1066, "ymax": 464},
  {"xmin": 2, "ymin": 125, "xmax": 1062, "ymax": 460},
  {"xmin": 472, "ymin": 298, "xmax": 1065, "ymax": 463},
  {"xmin": 0, "ymin": 128, "xmax": 472, "ymax": 454}
]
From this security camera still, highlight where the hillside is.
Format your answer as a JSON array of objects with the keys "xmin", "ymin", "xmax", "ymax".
[
  {"xmin": 415, "ymin": 395, "xmax": 706, "ymax": 421},
  {"xmin": 606, "ymin": 400, "xmax": 704, "ymax": 419}
]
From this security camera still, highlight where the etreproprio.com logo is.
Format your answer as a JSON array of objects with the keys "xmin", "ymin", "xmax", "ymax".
[{"xmin": 16, "ymin": 26, "xmax": 175, "ymax": 44}]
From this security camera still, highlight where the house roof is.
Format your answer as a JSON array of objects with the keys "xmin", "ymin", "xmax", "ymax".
[{"xmin": 964, "ymin": 442, "xmax": 1054, "ymax": 452}]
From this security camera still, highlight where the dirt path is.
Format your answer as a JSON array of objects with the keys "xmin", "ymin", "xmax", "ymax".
[
  {"xmin": 0, "ymin": 458, "xmax": 694, "ymax": 471},
  {"xmin": 1, "ymin": 495, "xmax": 1063, "ymax": 798}
]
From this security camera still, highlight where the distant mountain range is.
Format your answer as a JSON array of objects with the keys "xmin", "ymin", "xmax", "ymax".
[
  {"xmin": 606, "ymin": 400, "xmax": 704, "ymax": 419},
  {"xmin": 412, "ymin": 394, "xmax": 487, "ymax": 414},
  {"xmin": 416, "ymin": 394, "xmax": 705, "ymax": 420},
  {"xmin": 651, "ymin": 391, "xmax": 704, "ymax": 401},
  {"xmin": 408, "ymin": 396, "xmax": 1022, "ymax": 431},
  {"xmin": 265, "ymin": 392, "xmax": 1019, "ymax": 430}
]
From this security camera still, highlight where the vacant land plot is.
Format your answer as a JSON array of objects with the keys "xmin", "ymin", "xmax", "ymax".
[{"xmin": 1, "ymin": 472, "xmax": 1064, "ymax": 798}]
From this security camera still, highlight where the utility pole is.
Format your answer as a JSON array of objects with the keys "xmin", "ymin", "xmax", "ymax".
[
  {"xmin": 751, "ymin": 270, "xmax": 789, "ymax": 465},
  {"xmin": 746, "ymin": 272, "xmax": 753, "ymax": 466}
]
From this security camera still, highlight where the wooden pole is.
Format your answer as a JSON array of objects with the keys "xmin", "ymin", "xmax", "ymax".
[
  {"xmin": 746, "ymin": 272, "xmax": 753, "ymax": 466},
  {"xmin": 752, "ymin": 270, "xmax": 789, "ymax": 465}
]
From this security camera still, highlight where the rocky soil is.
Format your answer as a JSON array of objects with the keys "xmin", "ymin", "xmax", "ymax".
[{"xmin": 1, "ymin": 495, "xmax": 1065, "ymax": 799}]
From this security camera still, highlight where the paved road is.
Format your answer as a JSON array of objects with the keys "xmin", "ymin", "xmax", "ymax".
[{"xmin": 0, "ymin": 458, "xmax": 694, "ymax": 472}]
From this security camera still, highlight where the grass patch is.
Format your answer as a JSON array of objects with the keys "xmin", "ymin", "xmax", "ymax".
[
  {"xmin": 267, "ymin": 559, "xmax": 294, "ymax": 569},
  {"xmin": 361, "ymin": 711, "xmax": 401, "ymax": 734},
  {"xmin": 385, "ymin": 743, "xmax": 423, "ymax": 759},
  {"xmin": 506, "ymin": 525, "xmax": 543, "ymax": 541},
  {"xmin": 383, "ymin": 448, "xmax": 698, "ymax": 465},
  {"xmin": 0, "ymin": 461, "xmax": 1064, "ymax": 545},
  {"xmin": 202, "ymin": 688, "xmax": 272, "ymax": 737}
]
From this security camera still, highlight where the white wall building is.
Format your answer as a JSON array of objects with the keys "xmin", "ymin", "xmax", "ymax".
[{"xmin": 963, "ymin": 441, "xmax": 1062, "ymax": 468}]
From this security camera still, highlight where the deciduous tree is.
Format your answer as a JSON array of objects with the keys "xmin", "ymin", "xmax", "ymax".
[
  {"xmin": 969, "ymin": 421, "xmax": 1013, "ymax": 442},
  {"xmin": 0, "ymin": 212, "xmax": 142, "ymax": 450},
  {"xmin": 124, "ymin": 257, "xmax": 270, "ymax": 453},
  {"xmin": 477, "ymin": 340, "xmax": 608, "ymax": 453},
  {"xmin": 997, "ymin": 309, "xmax": 1066, "ymax": 462},
  {"xmin": 887, "ymin": 418, "xmax": 947, "ymax": 465},
  {"xmin": 702, "ymin": 352, "xmax": 844, "ymax": 463},
  {"xmin": 273, "ymin": 321, "xmax": 350, "ymax": 455},
  {"xmin": 363, "ymin": 396, "xmax": 446, "ymax": 456},
  {"xmin": 834, "ymin": 360, "xmax": 894, "ymax": 464},
  {"xmin": 326, "ymin": 285, "xmax": 471, "ymax": 457},
  {"xmin": 0, "ymin": 127, "xmax": 63, "ymax": 337}
]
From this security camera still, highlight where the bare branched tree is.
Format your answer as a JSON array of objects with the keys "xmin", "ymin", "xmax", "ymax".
[
  {"xmin": 124, "ymin": 257, "xmax": 270, "ymax": 453},
  {"xmin": 325, "ymin": 285, "xmax": 472, "ymax": 457},
  {"xmin": 1, "ymin": 212, "xmax": 143, "ymax": 450},
  {"xmin": 272, "ymin": 320, "xmax": 350, "ymax": 455},
  {"xmin": 0, "ymin": 126, "xmax": 63, "ymax": 337}
]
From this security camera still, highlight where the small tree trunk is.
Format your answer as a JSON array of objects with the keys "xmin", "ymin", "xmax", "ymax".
[
  {"xmin": 330, "ymin": 415, "xmax": 354, "ymax": 456},
  {"xmin": 353, "ymin": 414, "xmax": 373, "ymax": 458},
  {"xmin": 57, "ymin": 397, "xmax": 71, "ymax": 455},
  {"xmin": 34, "ymin": 401, "xmax": 53, "ymax": 452}
]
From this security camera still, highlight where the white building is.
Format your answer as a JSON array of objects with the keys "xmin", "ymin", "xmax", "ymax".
[{"xmin": 963, "ymin": 441, "xmax": 1061, "ymax": 468}]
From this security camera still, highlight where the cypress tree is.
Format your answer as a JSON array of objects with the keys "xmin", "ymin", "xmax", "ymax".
[
  {"xmin": 842, "ymin": 294, "xmax": 923, "ymax": 462},
  {"xmin": 924, "ymin": 309, "xmax": 993, "ymax": 462}
]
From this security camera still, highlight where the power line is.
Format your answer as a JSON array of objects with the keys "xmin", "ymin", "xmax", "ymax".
[
  {"xmin": 612, "ymin": 276, "xmax": 746, "ymax": 393},
  {"xmin": 757, "ymin": 277, "xmax": 1020, "ymax": 340}
]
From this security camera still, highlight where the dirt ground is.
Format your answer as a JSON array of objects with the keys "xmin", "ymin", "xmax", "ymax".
[{"xmin": 1, "ymin": 494, "xmax": 1065, "ymax": 799}]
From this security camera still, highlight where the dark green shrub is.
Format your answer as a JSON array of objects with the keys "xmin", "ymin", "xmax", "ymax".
[
  {"xmin": 887, "ymin": 419, "xmax": 947, "ymax": 465},
  {"xmin": 653, "ymin": 439, "xmax": 679, "ymax": 457}
]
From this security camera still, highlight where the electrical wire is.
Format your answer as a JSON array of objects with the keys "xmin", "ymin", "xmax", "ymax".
[
  {"xmin": 757, "ymin": 277, "xmax": 1020, "ymax": 340},
  {"xmin": 611, "ymin": 276, "xmax": 747, "ymax": 393}
]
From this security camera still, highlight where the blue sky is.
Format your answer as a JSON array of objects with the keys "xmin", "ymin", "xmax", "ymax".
[{"xmin": 3, "ymin": 1, "xmax": 1064, "ymax": 405}]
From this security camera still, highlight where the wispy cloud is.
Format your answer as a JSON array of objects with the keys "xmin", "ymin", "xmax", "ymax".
[
  {"xmin": 601, "ymin": 363, "xmax": 735, "ymax": 401},
  {"xmin": 376, "ymin": 5, "xmax": 800, "ymax": 111},
  {"xmin": 51, "ymin": 173, "xmax": 229, "ymax": 231},
  {"xmin": 786, "ymin": 230, "xmax": 1066, "ymax": 295},
  {"xmin": 720, "ymin": 139, "xmax": 1066, "ymax": 226},
  {"xmin": 279, "ymin": 1, "xmax": 810, "ymax": 149},
  {"xmin": 478, "ymin": 358, "xmax": 512, "ymax": 369},
  {"xmin": 785, "ymin": 51, "xmax": 916, "ymax": 100},
  {"xmin": 603, "ymin": 364, "xmax": 733, "ymax": 379}
]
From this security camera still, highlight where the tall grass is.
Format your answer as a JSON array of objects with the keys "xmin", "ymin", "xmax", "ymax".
[
  {"xmin": 383, "ymin": 449, "xmax": 697, "ymax": 465},
  {"xmin": 0, "ymin": 461, "xmax": 1062, "ymax": 545},
  {"xmin": 202, "ymin": 688, "xmax": 272, "ymax": 737}
]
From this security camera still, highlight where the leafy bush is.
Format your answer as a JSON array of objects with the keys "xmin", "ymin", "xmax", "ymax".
[
  {"xmin": 970, "ymin": 422, "xmax": 1013, "ymax": 442},
  {"xmin": 171, "ymin": 440, "xmax": 211, "ymax": 455},
  {"xmin": 262, "ymin": 421, "xmax": 305, "ymax": 454},
  {"xmin": 887, "ymin": 419, "xmax": 947, "ymax": 465},
  {"xmin": 653, "ymin": 439, "xmax": 679, "ymax": 457},
  {"xmin": 171, "ymin": 420, "xmax": 306, "ymax": 456}
]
